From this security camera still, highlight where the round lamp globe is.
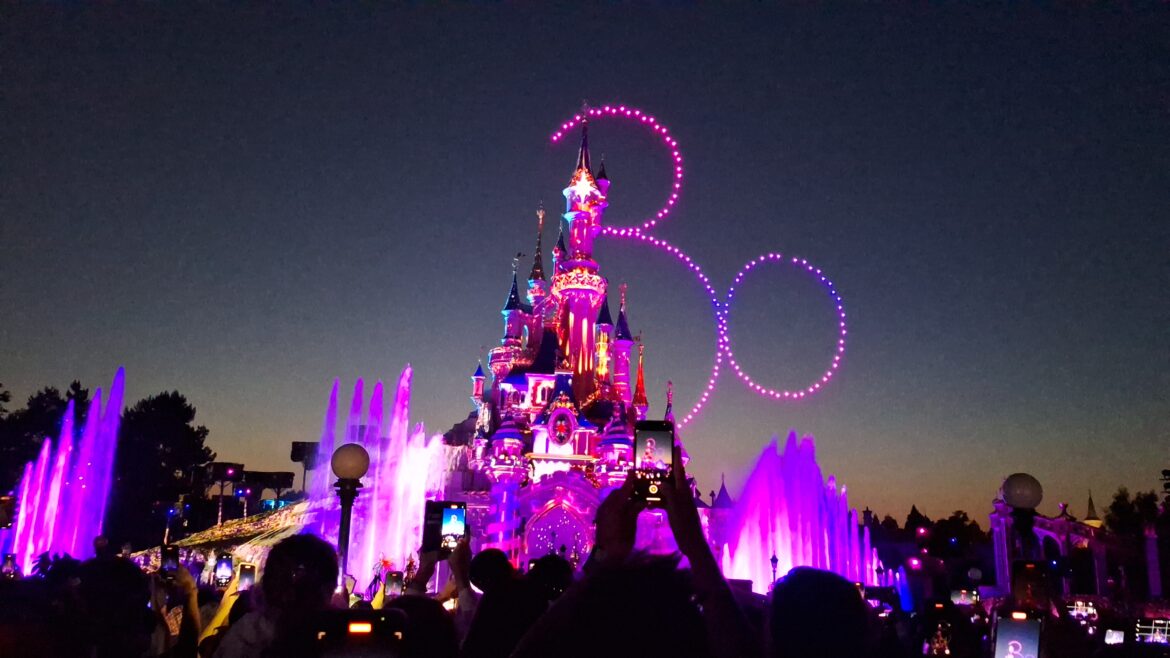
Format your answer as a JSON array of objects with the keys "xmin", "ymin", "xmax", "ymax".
[
  {"xmin": 331, "ymin": 443, "xmax": 370, "ymax": 480},
  {"xmin": 1001, "ymin": 473, "xmax": 1043, "ymax": 510}
]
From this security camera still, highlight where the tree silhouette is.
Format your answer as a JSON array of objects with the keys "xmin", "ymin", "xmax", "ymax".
[
  {"xmin": 0, "ymin": 382, "xmax": 89, "ymax": 493},
  {"xmin": 105, "ymin": 392, "xmax": 216, "ymax": 549}
]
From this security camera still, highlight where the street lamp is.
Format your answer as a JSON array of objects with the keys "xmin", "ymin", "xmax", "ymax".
[
  {"xmin": 770, "ymin": 552, "xmax": 779, "ymax": 590},
  {"xmin": 1002, "ymin": 472, "xmax": 1043, "ymax": 560},
  {"xmin": 331, "ymin": 443, "xmax": 370, "ymax": 581}
]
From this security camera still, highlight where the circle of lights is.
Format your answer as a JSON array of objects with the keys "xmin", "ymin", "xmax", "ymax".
[
  {"xmin": 550, "ymin": 105, "xmax": 683, "ymax": 232},
  {"xmin": 598, "ymin": 227, "xmax": 723, "ymax": 427},
  {"xmin": 550, "ymin": 105, "xmax": 848, "ymax": 425},
  {"xmin": 723, "ymin": 254, "xmax": 847, "ymax": 400}
]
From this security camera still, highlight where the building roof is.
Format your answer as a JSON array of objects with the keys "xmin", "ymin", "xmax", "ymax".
[
  {"xmin": 503, "ymin": 272, "xmax": 524, "ymax": 312},
  {"xmin": 614, "ymin": 292, "xmax": 633, "ymax": 341},
  {"xmin": 528, "ymin": 328, "xmax": 560, "ymax": 374},
  {"xmin": 472, "ymin": 363, "xmax": 485, "ymax": 379},
  {"xmin": 596, "ymin": 157, "xmax": 608, "ymax": 181},
  {"xmin": 596, "ymin": 294, "xmax": 614, "ymax": 326},
  {"xmin": 575, "ymin": 119, "xmax": 592, "ymax": 174},
  {"xmin": 713, "ymin": 476, "xmax": 734, "ymax": 508}
]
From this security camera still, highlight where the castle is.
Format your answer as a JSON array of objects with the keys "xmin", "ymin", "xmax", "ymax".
[{"xmin": 438, "ymin": 120, "xmax": 732, "ymax": 565}]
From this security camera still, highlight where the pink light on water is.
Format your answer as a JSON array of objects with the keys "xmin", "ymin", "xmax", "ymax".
[{"xmin": 725, "ymin": 432, "xmax": 882, "ymax": 593}]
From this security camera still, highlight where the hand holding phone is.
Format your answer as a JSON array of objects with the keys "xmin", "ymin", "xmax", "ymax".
[
  {"xmin": 633, "ymin": 421, "xmax": 674, "ymax": 506},
  {"xmin": 238, "ymin": 563, "xmax": 257, "ymax": 591},
  {"xmin": 214, "ymin": 554, "xmax": 234, "ymax": 589},
  {"xmin": 423, "ymin": 501, "xmax": 467, "ymax": 558},
  {"xmin": 160, "ymin": 545, "xmax": 180, "ymax": 580}
]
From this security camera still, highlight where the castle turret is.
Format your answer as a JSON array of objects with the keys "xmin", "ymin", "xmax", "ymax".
[
  {"xmin": 554, "ymin": 120, "xmax": 608, "ymax": 400},
  {"xmin": 488, "ymin": 260, "xmax": 530, "ymax": 380},
  {"xmin": 595, "ymin": 294, "xmax": 614, "ymax": 381},
  {"xmin": 1084, "ymin": 491, "xmax": 1103, "ymax": 528},
  {"xmin": 612, "ymin": 284, "xmax": 636, "ymax": 403},
  {"xmin": 632, "ymin": 341, "xmax": 649, "ymax": 420},
  {"xmin": 470, "ymin": 363, "xmax": 486, "ymax": 404},
  {"xmin": 527, "ymin": 204, "xmax": 547, "ymax": 303}
]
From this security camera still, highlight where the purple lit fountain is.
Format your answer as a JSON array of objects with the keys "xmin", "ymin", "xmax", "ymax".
[
  {"xmin": 306, "ymin": 366, "xmax": 443, "ymax": 586},
  {"xmin": 1, "ymin": 369, "xmax": 126, "ymax": 573},
  {"xmin": 723, "ymin": 431, "xmax": 884, "ymax": 593}
]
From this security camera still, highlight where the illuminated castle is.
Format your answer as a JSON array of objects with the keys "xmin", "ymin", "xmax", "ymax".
[{"xmin": 439, "ymin": 121, "xmax": 715, "ymax": 565}]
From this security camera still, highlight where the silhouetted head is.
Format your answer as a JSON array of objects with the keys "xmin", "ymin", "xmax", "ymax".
[
  {"xmin": 512, "ymin": 553, "xmax": 710, "ymax": 658},
  {"xmin": 469, "ymin": 548, "xmax": 514, "ymax": 593},
  {"xmin": 261, "ymin": 533, "xmax": 339, "ymax": 613},
  {"xmin": 386, "ymin": 595, "xmax": 458, "ymax": 658},
  {"xmin": 528, "ymin": 553, "xmax": 574, "ymax": 601},
  {"xmin": 769, "ymin": 567, "xmax": 874, "ymax": 658}
]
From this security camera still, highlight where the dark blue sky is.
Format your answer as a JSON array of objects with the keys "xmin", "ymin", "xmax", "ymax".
[{"xmin": 3, "ymin": 5, "xmax": 1168, "ymax": 521}]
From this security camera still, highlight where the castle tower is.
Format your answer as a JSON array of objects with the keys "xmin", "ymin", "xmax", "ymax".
[
  {"xmin": 611, "ymin": 284, "xmax": 636, "ymax": 403},
  {"xmin": 554, "ymin": 120, "xmax": 609, "ymax": 400},
  {"xmin": 488, "ymin": 260, "xmax": 530, "ymax": 380},
  {"xmin": 595, "ymin": 293, "xmax": 614, "ymax": 382},
  {"xmin": 632, "ymin": 341, "xmax": 649, "ymax": 420},
  {"xmin": 470, "ymin": 363, "xmax": 486, "ymax": 405},
  {"xmin": 527, "ymin": 203, "xmax": 548, "ymax": 306}
]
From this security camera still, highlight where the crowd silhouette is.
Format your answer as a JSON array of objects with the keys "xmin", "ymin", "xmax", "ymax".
[{"xmin": 0, "ymin": 450, "xmax": 1118, "ymax": 657}]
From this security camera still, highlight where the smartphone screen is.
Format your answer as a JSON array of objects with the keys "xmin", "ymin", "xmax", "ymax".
[
  {"xmin": 383, "ymin": 571, "xmax": 404, "ymax": 597},
  {"xmin": 1135, "ymin": 618, "xmax": 1170, "ymax": 644},
  {"xmin": 214, "ymin": 555, "xmax": 234, "ymax": 588},
  {"xmin": 0, "ymin": 496, "xmax": 14, "ymax": 529},
  {"xmin": 160, "ymin": 545, "xmax": 179, "ymax": 576},
  {"xmin": 994, "ymin": 614, "xmax": 1041, "ymax": 658},
  {"xmin": 633, "ymin": 421, "xmax": 674, "ymax": 504},
  {"xmin": 238, "ymin": 563, "xmax": 257, "ymax": 591},
  {"xmin": 423, "ymin": 501, "xmax": 466, "ymax": 557},
  {"xmin": 1, "ymin": 553, "xmax": 16, "ymax": 578}
]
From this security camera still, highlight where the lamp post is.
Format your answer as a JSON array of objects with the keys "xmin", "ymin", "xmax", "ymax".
[
  {"xmin": 770, "ymin": 552, "xmax": 779, "ymax": 591},
  {"xmin": 1002, "ymin": 472, "xmax": 1043, "ymax": 560},
  {"xmin": 331, "ymin": 443, "xmax": 370, "ymax": 582}
]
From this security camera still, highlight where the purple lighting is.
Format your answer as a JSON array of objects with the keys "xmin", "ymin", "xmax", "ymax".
[
  {"xmin": 0, "ymin": 369, "xmax": 125, "ymax": 573},
  {"xmin": 552, "ymin": 104, "xmax": 849, "ymax": 424}
]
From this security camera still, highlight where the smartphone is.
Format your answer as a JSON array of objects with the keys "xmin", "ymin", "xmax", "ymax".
[
  {"xmin": 160, "ymin": 545, "xmax": 179, "ymax": 579},
  {"xmin": 0, "ymin": 496, "xmax": 14, "ymax": 529},
  {"xmin": 994, "ymin": 613, "xmax": 1041, "ymax": 658},
  {"xmin": 1, "ymin": 553, "xmax": 17, "ymax": 578},
  {"xmin": 1135, "ymin": 618, "xmax": 1170, "ymax": 644},
  {"xmin": 214, "ymin": 554, "xmax": 234, "ymax": 588},
  {"xmin": 423, "ymin": 501, "xmax": 467, "ymax": 558},
  {"xmin": 383, "ymin": 571, "xmax": 404, "ymax": 598},
  {"xmin": 633, "ymin": 420, "xmax": 674, "ymax": 505},
  {"xmin": 238, "ymin": 563, "xmax": 257, "ymax": 591}
]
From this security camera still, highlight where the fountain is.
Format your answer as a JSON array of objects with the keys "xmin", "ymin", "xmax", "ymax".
[
  {"xmin": 1, "ymin": 369, "xmax": 126, "ymax": 573},
  {"xmin": 306, "ymin": 366, "xmax": 444, "ymax": 587},
  {"xmin": 723, "ymin": 431, "xmax": 884, "ymax": 593}
]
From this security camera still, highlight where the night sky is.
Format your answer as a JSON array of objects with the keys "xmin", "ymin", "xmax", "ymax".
[{"xmin": 4, "ymin": 5, "xmax": 1169, "ymax": 523}]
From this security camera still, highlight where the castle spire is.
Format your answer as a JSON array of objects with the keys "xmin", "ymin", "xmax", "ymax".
[
  {"xmin": 596, "ymin": 293, "xmax": 613, "ymax": 327},
  {"xmin": 596, "ymin": 153, "xmax": 608, "ymax": 181},
  {"xmin": 502, "ymin": 255, "xmax": 524, "ymax": 312},
  {"xmin": 632, "ymin": 339, "xmax": 648, "ymax": 417},
  {"xmin": 1084, "ymin": 490, "xmax": 1102, "ymax": 528},
  {"xmin": 664, "ymin": 380, "xmax": 674, "ymax": 422},
  {"xmin": 575, "ymin": 114, "xmax": 592, "ymax": 174},
  {"xmin": 529, "ymin": 203, "xmax": 546, "ymax": 282},
  {"xmin": 614, "ymin": 283, "xmax": 633, "ymax": 341}
]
